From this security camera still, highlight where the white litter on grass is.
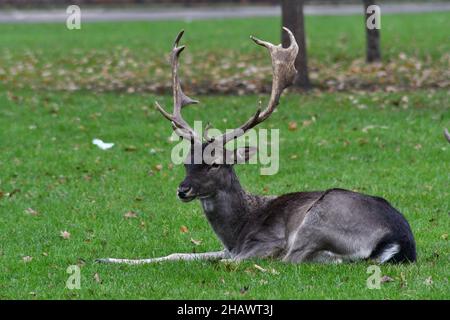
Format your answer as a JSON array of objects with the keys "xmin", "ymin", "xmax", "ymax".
[{"xmin": 92, "ymin": 139, "xmax": 114, "ymax": 150}]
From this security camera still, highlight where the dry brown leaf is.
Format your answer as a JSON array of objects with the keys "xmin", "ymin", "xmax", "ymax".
[
  {"xmin": 124, "ymin": 211, "xmax": 138, "ymax": 219},
  {"xmin": 288, "ymin": 121, "xmax": 298, "ymax": 131},
  {"xmin": 93, "ymin": 272, "xmax": 102, "ymax": 283},
  {"xmin": 302, "ymin": 120, "xmax": 312, "ymax": 127},
  {"xmin": 25, "ymin": 208, "xmax": 39, "ymax": 216},
  {"xmin": 180, "ymin": 225, "xmax": 189, "ymax": 233},
  {"xmin": 154, "ymin": 164, "xmax": 163, "ymax": 171},
  {"xmin": 124, "ymin": 145, "xmax": 137, "ymax": 152},
  {"xmin": 381, "ymin": 275, "xmax": 394, "ymax": 283}
]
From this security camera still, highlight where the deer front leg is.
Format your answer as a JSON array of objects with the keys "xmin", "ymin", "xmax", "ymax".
[{"xmin": 96, "ymin": 250, "xmax": 228, "ymax": 265}]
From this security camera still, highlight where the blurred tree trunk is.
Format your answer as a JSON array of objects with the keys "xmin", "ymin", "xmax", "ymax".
[
  {"xmin": 281, "ymin": 0, "xmax": 310, "ymax": 89},
  {"xmin": 364, "ymin": 0, "xmax": 381, "ymax": 62}
]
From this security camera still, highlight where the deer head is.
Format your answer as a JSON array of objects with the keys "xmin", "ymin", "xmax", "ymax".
[{"xmin": 155, "ymin": 29, "xmax": 298, "ymax": 202}]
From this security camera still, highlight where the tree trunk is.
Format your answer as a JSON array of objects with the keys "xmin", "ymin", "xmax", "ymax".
[
  {"xmin": 364, "ymin": 0, "xmax": 381, "ymax": 62},
  {"xmin": 281, "ymin": 0, "xmax": 310, "ymax": 89}
]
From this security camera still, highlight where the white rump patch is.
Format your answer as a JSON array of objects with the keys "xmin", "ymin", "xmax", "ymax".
[{"xmin": 378, "ymin": 243, "xmax": 400, "ymax": 263}]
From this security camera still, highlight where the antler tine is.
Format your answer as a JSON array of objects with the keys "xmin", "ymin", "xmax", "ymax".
[
  {"xmin": 444, "ymin": 128, "xmax": 450, "ymax": 143},
  {"xmin": 250, "ymin": 27, "xmax": 298, "ymax": 122},
  {"xmin": 219, "ymin": 103, "xmax": 262, "ymax": 145},
  {"xmin": 155, "ymin": 30, "xmax": 201, "ymax": 143},
  {"xmin": 215, "ymin": 28, "xmax": 298, "ymax": 145}
]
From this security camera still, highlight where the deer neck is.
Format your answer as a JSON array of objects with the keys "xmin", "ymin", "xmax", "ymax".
[{"xmin": 199, "ymin": 170, "xmax": 264, "ymax": 252}]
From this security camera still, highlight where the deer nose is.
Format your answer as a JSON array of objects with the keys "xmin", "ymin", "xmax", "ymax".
[{"xmin": 177, "ymin": 186, "xmax": 192, "ymax": 199}]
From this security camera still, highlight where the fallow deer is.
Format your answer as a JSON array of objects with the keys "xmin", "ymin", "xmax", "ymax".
[{"xmin": 97, "ymin": 29, "xmax": 416, "ymax": 265}]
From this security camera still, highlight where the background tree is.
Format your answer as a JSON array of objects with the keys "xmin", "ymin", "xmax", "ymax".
[
  {"xmin": 363, "ymin": 0, "xmax": 381, "ymax": 62},
  {"xmin": 281, "ymin": 0, "xmax": 310, "ymax": 89}
]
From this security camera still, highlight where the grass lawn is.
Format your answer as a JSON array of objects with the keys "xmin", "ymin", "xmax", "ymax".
[{"xmin": 0, "ymin": 12, "xmax": 449, "ymax": 299}]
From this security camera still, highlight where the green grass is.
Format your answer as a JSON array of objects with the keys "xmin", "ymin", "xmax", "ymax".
[
  {"xmin": 1, "ymin": 12, "xmax": 448, "ymax": 61},
  {"xmin": 0, "ymin": 13, "xmax": 449, "ymax": 299},
  {"xmin": 0, "ymin": 12, "xmax": 449, "ymax": 94},
  {"xmin": 0, "ymin": 89, "xmax": 448, "ymax": 299}
]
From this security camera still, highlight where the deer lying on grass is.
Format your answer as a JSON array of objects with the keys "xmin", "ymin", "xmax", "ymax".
[{"xmin": 97, "ymin": 29, "xmax": 416, "ymax": 265}]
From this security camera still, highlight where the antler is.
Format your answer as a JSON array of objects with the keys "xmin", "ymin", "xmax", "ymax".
[
  {"xmin": 207, "ymin": 27, "xmax": 299, "ymax": 145},
  {"xmin": 155, "ymin": 30, "xmax": 201, "ymax": 143},
  {"xmin": 445, "ymin": 128, "xmax": 450, "ymax": 143}
]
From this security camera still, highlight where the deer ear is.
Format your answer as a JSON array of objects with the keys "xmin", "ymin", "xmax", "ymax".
[{"xmin": 234, "ymin": 146, "xmax": 258, "ymax": 164}]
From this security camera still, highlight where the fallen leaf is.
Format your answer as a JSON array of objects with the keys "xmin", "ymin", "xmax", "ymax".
[
  {"xmin": 302, "ymin": 120, "xmax": 312, "ymax": 127},
  {"xmin": 124, "ymin": 145, "xmax": 137, "ymax": 152},
  {"xmin": 288, "ymin": 121, "xmax": 298, "ymax": 131},
  {"xmin": 154, "ymin": 164, "xmax": 163, "ymax": 171},
  {"xmin": 22, "ymin": 256, "xmax": 33, "ymax": 263},
  {"xmin": 60, "ymin": 230, "xmax": 71, "ymax": 240},
  {"xmin": 93, "ymin": 273, "xmax": 102, "ymax": 283},
  {"xmin": 25, "ymin": 207, "xmax": 39, "ymax": 216},
  {"xmin": 124, "ymin": 211, "xmax": 138, "ymax": 219},
  {"xmin": 254, "ymin": 264, "xmax": 267, "ymax": 273},
  {"xmin": 190, "ymin": 238, "xmax": 202, "ymax": 246},
  {"xmin": 180, "ymin": 225, "xmax": 189, "ymax": 233},
  {"xmin": 424, "ymin": 276, "xmax": 433, "ymax": 286},
  {"xmin": 381, "ymin": 275, "xmax": 394, "ymax": 283}
]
